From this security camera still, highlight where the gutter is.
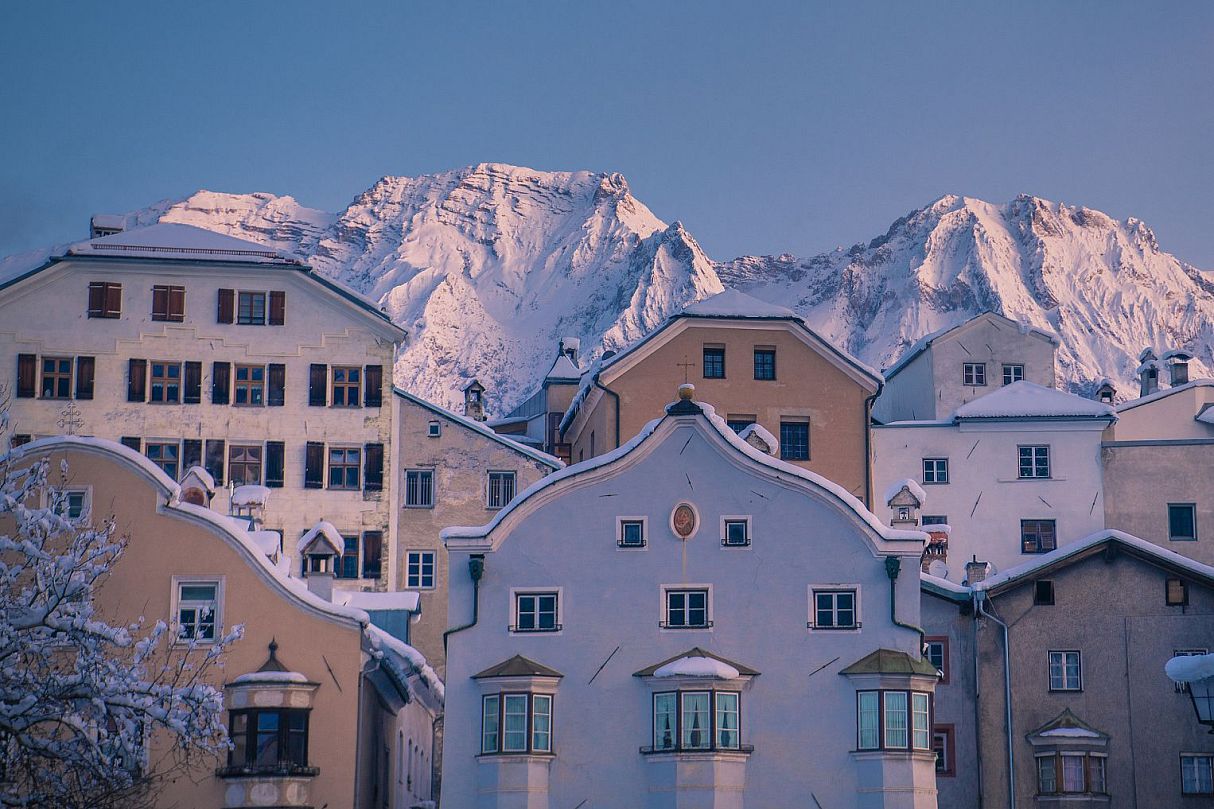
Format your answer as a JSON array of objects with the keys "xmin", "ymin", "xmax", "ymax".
[
  {"xmin": 443, "ymin": 555, "xmax": 485, "ymax": 653},
  {"xmin": 580, "ymin": 375, "xmax": 622, "ymax": 450},
  {"xmin": 883, "ymin": 556, "xmax": 924, "ymax": 644},
  {"xmin": 972, "ymin": 593, "xmax": 985, "ymax": 809},
  {"xmin": 976, "ymin": 591, "xmax": 1015, "ymax": 809},
  {"xmin": 863, "ymin": 381, "xmax": 883, "ymax": 509}
]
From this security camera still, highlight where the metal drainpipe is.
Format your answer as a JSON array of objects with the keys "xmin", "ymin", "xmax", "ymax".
[
  {"xmin": 863, "ymin": 382, "xmax": 884, "ymax": 510},
  {"xmin": 972, "ymin": 593, "xmax": 985, "ymax": 809},
  {"xmin": 883, "ymin": 556, "xmax": 925, "ymax": 645},
  {"xmin": 976, "ymin": 592, "xmax": 1015, "ymax": 809},
  {"xmin": 443, "ymin": 555, "xmax": 485, "ymax": 653},
  {"xmin": 593, "ymin": 376, "xmax": 622, "ymax": 449}
]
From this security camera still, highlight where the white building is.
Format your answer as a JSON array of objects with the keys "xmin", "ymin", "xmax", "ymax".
[
  {"xmin": 873, "ymin": 381, "xmax": 1114, "ymax": 583},
  {"xmin": 441, "ymin": 386, "xmax": 938, "ymax": 809}
]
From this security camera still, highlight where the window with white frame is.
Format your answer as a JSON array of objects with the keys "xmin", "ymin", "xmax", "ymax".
[
  {"xmin": 487, "ymin": 471, "xmax": 516, "ymax": 509},
  {"xmin": 1036, "ymin": 752, "xmax": 1107, "ymax": 795},
  {"xmin": 1048, "ymin": 650, "xmax": 1082, "ymax": 691},
  {"xmin": 175, "ymin": 580, "xmax": 219, "ymax": 642},
  {"xmin": 663, "ymin": 588, "xmax": 710, "ymax": 629},
  {"xmin": 963, "ymin": 362, "xmax": 986, "ymax": 386},
  {"xmin": 856, "ymin": 690, "xmax": 932, "ymax": 751},
  {"xmin": 1018, "ymin": 445, "xmax": 1051, "ymax": 478},
  {"xmin": 922, "ymin": 458, "xmax": 949, "ymax": 484},
  {"xmin": 404, "ymin": 470, "xmax": 434, "ymax": 508},
  {"xmin": 480, "ymin": 693, "xmax": 552, "ymax": 755},
  {"xmin": 427, "ymin": 420, "xmax": 441, "ymax": 437},
  {"xmin": 810, "ymin": 588, "xmax": 858, "ymax": 630},
  {"xmin": 1002, "ymin": 364, "xmax": 1024, "ymax": 385},
  {"xmin": 925, "ymin": 637, "xmax": 949, "ymax": 683},
  {"xmin": 406, "ymin": 551, "xmax": 435, "ymax": 589},
  {"xmin": 618, "ymin": 517, "xmax": 646, "ymax": 548},
  {"xmin": 1182, "ymin": 754, "xmax": 1214, "ymax": 795},
  {"xmin": 722, "ymin": 516, "xmax": 750, "ymax": 547},
  {"xmin": 513, "ymin": 591, "xmax": 559, "ymax": 632},
  {"xmin": 933, "ymin": 726, "xmax": 954, "ymax": 776},
  {"xmin": 650, "ymin": 690, "xmax": 741, "ymax": 753},
  {"xmin": 1169, "ymin": 503, "xmax": 1198, "ymax": 541},
  {"xmin": 63, "ymin": 489, "xmax": 89, "ymax": 520}
]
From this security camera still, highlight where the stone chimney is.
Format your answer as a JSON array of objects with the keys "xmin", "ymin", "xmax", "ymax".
[
  {"xmin": 1138, "ymin": 348, "xmax": 1160, "ymax": 397},
  {"xmin": 920, "ymin": 524, "xmax": 950, "ymax": 573},
  {"xmin": 462, "ymin": 379, "xmax": 487, "ymax": 422},
  {"xmin": 1166, "ymin": 350, "xmax": 1193, "ymax": 387},
  {"xmin": 306, "ymin": 565, "xmax": 334, "ymax": 602},
  {"xmin": 1096, "ymin": 379, "xmax": 1116, "ymax": 405},
  {"xmin": 89, "ymin": 214, "xmax": 125, "ymax": 239},
  {"xmin": 965, "ymin": 556, "xmax": 991, "ymax": 586},
  {"xmin": 560, "ymin": 336, "xmax": 580, "ymax": 365},
  {"xmin": 885, "ymin": 480, "xmax": 924, "ymax": 529}
]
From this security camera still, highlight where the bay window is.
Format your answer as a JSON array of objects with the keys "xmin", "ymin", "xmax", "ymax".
[
  {"xmin": 225, "ymin": 708, "xmax": 311, "ymax": 774},
  {"xmin": 856, "ymin": 690, "xmax": 932, "ymax": 751},
  {"xmin": 649, "ymin": 691, "xmax": 743, "ymax": 753},
  {"xmin": 480, "ymin": 693, "xmax": 553, "ymax": 755},
  {"xmin": 1035, "ymin": 752, "xmax": 1107, "ymax": 795}
]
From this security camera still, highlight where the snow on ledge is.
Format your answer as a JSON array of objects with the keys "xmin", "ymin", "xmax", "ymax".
[
  {"xmin": 248, "ymin": 530, "xmax": 281, "ymax": 557},
  {"xmin": 737, "ymin": 422, "xmax": 779, "ymax": 455},
  {"xmin": 231, "ymin": 484, "xmax": 271, "ymax": 507},
  {"xmin": 884, "ymin": 478, "xmax": 926, "ymax": 506},
  {"xmin": 1166, "ymin": 652, "xmax": 1214, "ymax": 684},
  {"xmin": 231, "ymin": 670, "xmax": 309, "ymax": 685},
  {"xmin": 334, "ymin": 590, "xmax": 421, "ymax": 613},
  {"xmin": 653, "ymin": 656, "xmax": 740, "ymax": 680},
  {"xmin": 953, "ymin": 381, "xmax": 1114, "ymax": 420},
  {"xmin": 923, "ymin": 523, "xmax": 951, "ymax": 534}
]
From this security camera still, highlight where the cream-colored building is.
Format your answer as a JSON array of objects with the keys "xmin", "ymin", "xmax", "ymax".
[
  {"xmin": 559, "ymin": 289, "xmax": 883, "ymax": 504},
  {"xmin": 1, "ymin": 222, "xmax": 405, "ymax": 593},
  {"xmin": 9, "ymin": 435, "xmax": 441, "ymax": 809}
]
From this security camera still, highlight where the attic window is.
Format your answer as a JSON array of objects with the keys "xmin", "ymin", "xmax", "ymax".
[{"xmin": 428, "ymin": 420, "xmax": 441, "ymax": 437}]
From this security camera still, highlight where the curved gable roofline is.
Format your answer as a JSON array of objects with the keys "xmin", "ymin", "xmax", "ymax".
[
  {"xmin": 883, "ymin": 312, "xmax": 1060, "ymax": 381},
  {"xmin": 444, "ymin": 397, "xmax": 926, "ymax": 554}
]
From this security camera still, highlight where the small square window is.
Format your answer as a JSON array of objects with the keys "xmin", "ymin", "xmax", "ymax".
[
  {"xmin": 812, "ymin": 589, "xmax": 858, "ymax": 630},
  {"xmin": 703, "ymin": 346, "xmax": 725, "ymax": 379},
  {"xmin": 664, "ymin": 588, "xmax": 710, "ymax": 628},
  {"xmin": 233, "ymin": 364, "xmax": 265, "ymax": 406},
  {"xmin": 40, "ymin": 357, "xmax": 73, "ymax": 399},
  {"xmin": 1021, "ymin": 520, "xmax": 1057, "ymax": 554},
  {"xmin": 1166, "ymin": 577, "xmax": 1188, "ymax": 606},
  {"xmin": 406, "ymin": 551, "xmax": 435, "ymax": 589},
  {"xmin": 722, "ymin": 518, "xmax": 750, "ymax": 547},
  {"xmin": 618, "ymin": 519, "xmax": 646, "ymax": 548},
  {"xmin": 328, "ymin": 447, "xmax": 361, "ymax": 490},
  {"xmin": 428, "ymin": 420, "xmax": 441, "ymax": 437},
  {"xmin": 963, "ymin": 363, "xmax": 986, "ymax": 386},
  {"xmin": 146, "ymin": 441, "xmax": 180, "ymax": 479},
  {"xmin": 149, "ymin": 361, "xmax": 182, "ymax": 403},
  {"xmin": 228, "ymin": 444, "xmax": 263, "ymax": 487},
  {"xmin": 1168, "ymin": 503, "xmax": 1197, "ymax": 541},
  {"xmin": 1018, "ymin": 445, "xmax": 1051, "ymax": 479},
  {"xmin": 753, "ymin": 348, "xmax": 776, "ymax": 381},
  {"xmin": 405, "ymin": 469, "xmax": 434, "ymax": 507},
  {"xmin": 1048, "ymin": 650, "xmax": 1082, "ymax": 691},
  {"xmin": 237, "ymin": 291, "xmax": 266, "ymax": 325},
  {"xmin": 1002, "ymin": 364, "xmax": 1024, "ymax": 385},
  {"xmin": 922, "ymin": 458, "xmax": 949, "ymax": 484},
  {"xmin": 514, "ymin": 592, "xmax": 559, "ymax": 632},
  {"xmin": 1034, "ymin": 580, "xmax": 1055, "ymax": 605},
  {"xmin": 331, "ymin": 366, "xmax": 362, "ymax": 408}
]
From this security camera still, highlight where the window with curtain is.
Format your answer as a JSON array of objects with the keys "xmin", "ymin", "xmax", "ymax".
[
  {"xmin": 856, "ymin": 690, "xmax": 932, "ymax": 752},
  {"xmin": 648, "ymin": 691, "xmax": 743, "ymax": 753},
  {"xmin": 480, "ymin": 692, "xmax": 554, "ymax": 755}
]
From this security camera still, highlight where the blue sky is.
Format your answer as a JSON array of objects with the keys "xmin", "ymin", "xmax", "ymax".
[{"xmin": 2, "ymin": 2, "xmax": 1212, "ymax": 265}]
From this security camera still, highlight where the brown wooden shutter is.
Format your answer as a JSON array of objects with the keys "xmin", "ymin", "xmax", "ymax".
[
  {"xmin": 304, "ymin": 442, "xmax": 325, "ymax": 489},
  {"xmin": 120, "ymin": 436, "xmax": 141, "ymax": 452},
  {"xmin": 364, "ymin": 443, "xmax": 384, "ymax": 491},
  {"xmin": 265, "ymin": 441, "xmax": 285, "ymax": 488},
  {"xmin": 308, "ymin": 364, "xmax": 327, "ymax": 406},
  {"xmin": 87, "ymin": 283, "xmax": 105, "ymax": 318},
  {"xmin": 16, "ymin": 354, "xmax": 36, "ymax": 398},
  {"xmin": 183, "ymin": 361, "xmax": 202, "ymax": 404},
  {"xmin": 361, "ymin": 531, "xmax": 383, "ymax": 579},
  {"xmin": 364, "ymin": 365, "xmax": 383, "ymax": 407},
  {"xmin": 182, "ymin": 439, "xmax": 202, "ymax": 470},
  {"xmin": 75, "ymin": 356, "xmax": 95, "ymax": 400},
  {"xmin": 169, "ymin": 286, "xmax": 185, "ymax": 320},
  {"xmin": 212, "ymin": 362, "xmax": 231, "ymax": 405},
  {"xmin": 104, "ymin": 283, "xmax": 122, "ymax": 318},
  {"xmin": 217, "ymin": 288, "xmax": 235, "ymax": 324},
  {"xmin": 268, "ymin": 363, "xmax": 286, "ymax": 406},
  {"xmin": 269, "ymin": 291, "xmax": 286, "ymax": 326},
  {"xmin": 127, "ymin": 359, "xmax": 147, "ymax": 402},
  {"xmin": 152, "ymin": 286, "xmax": 169, "ymax": 321},
  {"xmin": 204, "ymin": 439, "xmax": 226, "ymax": 485}
]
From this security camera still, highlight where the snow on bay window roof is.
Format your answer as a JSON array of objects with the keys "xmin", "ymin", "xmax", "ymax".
[
  {"xmin": 635, "ymin": 647, "xmax": 758, "ymax": 678},
  {"xmin": 952, "ymin": 381, "xmax": 1114, "ymax": 420}
]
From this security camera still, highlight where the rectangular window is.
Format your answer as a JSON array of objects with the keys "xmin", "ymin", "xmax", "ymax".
[
  {"xmin": 427, "ymin": 420, "xmax": 441, "ymax": 437},
  {"xmin": 226, "ymin": 709, "xmax": 309, "ymax": 771},
  {"xmin": 481, "ymin": 695, "xmax": 500, "ymax": 754},
  {"xmin": 925, "ymin": 637, "xmax": 949, "ymax": 683},
  {"xmin": 922, "ymin": 515, "xmax": 949, "ymax": 526},
  {"xmin": 151, "ymin": 285, "xmax": 185, "ymax": 322},
  {"xmin": 481, "ymin": 693, "xmax": 553, "ymax": 756},
  {"xmin": 233, "ymin": 365, "xmax": 265, "ymax": 406},
  {"xmin": 933, "ymin": 726, "xmax": 954, "ymax": 776},
  {"xmin": 331, "ymin": 366, "xmax": 362, "ymax": 407},
  {"xmin": 146, "ymin": 441, "xmax": 180, "ymax": 479},
  {"xmin": 327, "ymin": 447, "xmax": 361, "ymax": 490},
  {"xmin": 723, "ymin": 518, "xmax": 750, "ymax": 547},
  {"xmin": 715, "ymin": 691, "xmax": 739, "ymax": 749},
  {"xmin": 911, "ymin": 692, "xmax": 930, "ymax": 751},
  {"xmin": 779, "ymin": 421, "xmax": 809, "ymax": 461},
  {"xmin": 665, "ymin": 588, "xmax": 709, "ymax": 628},
  {"xmin": 857, "ymin": 691, "xmax": 880, "ymax": 750},
  {"xmin": 405, "ymin": 470, "xmax": 434, "ymax": 507},
  {"xmin": 681, "ymin": 691, "xmax": 711, "ymax": 750},
  {"xmin": 236, "ymin": 291, "xmax": 266, "ymax": 325},
  {"xmin": 753, "ymin": 348, "xmax": 776, "ymax": 380},
  {"xmin": 63, "ymin": 490, "xmax": 88, "ymax": 520},
  {"xmin": 963, "ymin": 362, "xmax": 986, "ymax": 386},
  {"xmin": 703, "ymin": 346, "xmax": 725, "ymax": 379},
  {"xmin": 1182, "ymin": 754, "xmax": 1214, "ymax": 795},
  {"xmin": 502, "ymin": 694, "xmax": 529, "ymax": 752},
  {"xmin": 176, "ymin": 581, "xmax": 218, "ymax": 642},
  {"xmin": 1169, "ymin": 503, "xmax": 1197, "ymax": 541},
  {"xmin": 40, "ymin": 357, "xmax": 72, "ymax": 399},
  {"xmin": 531, "ymin": 694, "xmax": 552, "ymax": 753},
  {"xmin": 1021, "ymin": 520, "xmax": 1057, "ymax": 554},
  {"xmin": 87, "ymin": 281, "xmax": 122, "ymax": 319},
  {"xmin": 228, "ymin": 444, "xmax": 263, "ymax": 487},
  {"xmin": 487, "ymin": 471, "xmax": 516, "ymax": 509},
  {"xmin": 619, "ymin": 518, "xmax": 646, "ymax": 548},
  {"xmin": 337, "ymin": 536, "xmax": 360, "ymax": 579},
  {"xmin": 813, "ymin": 589, "xmax": 857, "ymax": 629},
  {"xmin": 653, "ymin": 692, "xmax": 677, "ymax": 751},
  {"xmin": 884, "ymin": 691, "xmax": 908, "ymax": 749},
  {"xmin": 726, "ymin": 416, "xmax": 755, "ymax": 433},
  {"xmin": 1018, "ymin": 445, "xmax": 1051, "ymax": 479},
  {"xmin": 1037, "ymin": 755, "xmax": 1058, "ymax": 794},
  {"xmin": 1034, "ymin": 580, "xmax": 1056, "ymax": 605},
  {"xmin": 1048, "ymin": 650, "xmax": 1082, "ymax": 691},
  {"xmin": 149, "ymin": 361, "xmax": 181, "ymax": 403},
  {"xmin": 1002, "ymin": 364, "xmax": 1024, "ymax": 385},
  {"xmin": 922, "ymin": 458, "xmax": 949, "ymax": 484},
  {"xmin": 1061, "ymin": 754, "xmax": 1086, "ymax": 792},
  {"xmin": 514, "ymin": 592, "xmax": 559, "ymax": 632},
  {"xmin": 406, "ymin": 551, "xmax": 435, "ymax": 589}
]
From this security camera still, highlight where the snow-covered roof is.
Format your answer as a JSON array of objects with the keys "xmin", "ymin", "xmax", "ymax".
[
  {"xmin": 394, "ymin": 387, "xmax": 562, "ymax": 470},
  {"xmin": 365, "ymin": 624, "xmax": 444, "ymax": 708},
  {"xmin": 882, "ymin": 312, "xmax": 1059, "ymax": 380},
  {"xmin": 231, "ymin": 670, "xmax": 309, "ymax": 685},
  {"xmin": 181, "ymin": 465, "xmax": 216, "ymax": 493},
  {"xmin": 654, "ymin": 656, "xmax": 741, "ymax": 679},
  {"xmin": 1197, "ymin": 406, "xmax": 1214, "ymax": 426},
  {"xmin": 952, "ymin": 381, "xmax": 1114, "ymax": 420},
  {"xmin": 1116, "ymin": 378, "xmax": 1214, "ymax": 413},
  {"xmin": 333, "ymin": 590, "xmax": 421, "ymax": 613},
  {"xmin": 923, "ymin": 523, "xmax": 951, "ymax": 534},
  {"xmin": 248, "ymin": 530, "xmax": 281, "ymax": 557},
  {"xmin": 298, "ymin": 520, "xmax": 343, "ymax": 556},
  {"xmin": 545, "ymin": 353, "xmax": 582, "ymax": 381},
  {"xmin": 1166, "ymin": 652, "xmax": 1214, "ymax": 684},
  {"xmin": 67, "ymin": 222, "xmax": 299, "ymax": 264},
  {"xmin": 231, "ymin": 484, "xmax": 271, "ymax": 507},
  {"xmin": 737, "ymin": 422, "xmax": 779, "ymax": 455},
  {"xmin": 884, "ymin": 478, "xmax": 927, "ymax": 506},
  {"xmin": 680, "ymin": 288, "xmax": 798, "ymax": 319}
]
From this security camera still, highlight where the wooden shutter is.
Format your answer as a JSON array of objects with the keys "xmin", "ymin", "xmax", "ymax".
[
  {"xmin": 152, "ymin": 286, "xmax": 169, "ymax": 320},
  {"xmin": 364, "ymin": 443, "xmax": 384, "ymax": 491},
  {"xmin": 304, "ymin": 442, "xmax": 325, "ymax": 489},
  {"xmin": 87, "ymin": 282, "xmax": 105, "ymax": 318},
  {"xmin": 361, "ymin": 531, "xmax": 383, "ymax": 579},
  {"xmin": 217, "ymin": 288, "xmax": 235, "ymax": 324},
  {"xmin": 204, "ymin": 439, "xmax": 226, "ymax": 486},
  {"xmin": 104, "ymin": 283, "xmax": 122, "ymax": 318},
  {"xmin": 265, "ymin": 441, "xmax": 285, "ymax": 488},
  {"xmin": 212, "ymin": 362, "xmax": 231, "ymax": 405},
  {"xmin": 364, "ymin": 365, "xmax": 383, "ymax": 407},
  {"xmin": 127, "ymin": 359, "xmax": 147, "ymax": 402},
  {"xmin": 169, "ymin": 286, "xmax": 185, "ymax": 320},
  {"xmin": 183, "ymin": 361, "xmax": 202, "ymax": 404},
  {"xmin": 75, "ymin": 356, "xmax": 95, "ymax": 400},
  {"xmin": 120, "ymin": 436, "xmax": 141, "ymax": 452},
  {"xmin": 308, "ymin": 364, "xmax": 327, "ymax": 406},
  {"xmin": 269, "ymin": 291, "xmax": 286, "ymax": 326},
  {"xmin": 182, "ymin": 439, "xmax": 203, "ymax": 470},
  {"xmin": 268, "ymin": 363, "xmax": 286, "ymax": 406},
  {"xmin": 16, "ymin": 354, "xmax": 36, "ymax": 398}
]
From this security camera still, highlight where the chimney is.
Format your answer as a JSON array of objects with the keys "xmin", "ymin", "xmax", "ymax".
[
  {"xmin": 306, "ymin": 565, "xmax": 334, "ymax": 601},
  {"xmin": 462, "ymin": 379, "xmax": 487, "ymax": 422},
  {"xmin": 1137, "ymin": 348, "xmax": 1160, "ymax": 397},
  {"xmin": 1096, "ymin": 379, "xmax": 1116, "ymax": 405},
  {"xmin": 89, "ymin": 214, "xmax": 126, "ymax": 239},
  {"xmin": 965, "ymin": 556, "xmax": 991, "ymax": 586},
  {"xmin": 560, "ymin": 337, "xmax": 581, "ymax": 365},
  {"xmin": 920, "ymin": 524, "xmax": 950, "ymax": 573},
  {"xmin": 1166, "ymin": 350, "xmax": 1193, "ymax": 387}
]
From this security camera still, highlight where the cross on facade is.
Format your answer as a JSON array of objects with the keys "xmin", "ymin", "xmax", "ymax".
[
  {"xmin": 56, "ymin": 401, "xmax": 83, "ymax": 436},
  {"xmin": 676, "ymin": 355, "xmax": 696, "ymax": 383}
]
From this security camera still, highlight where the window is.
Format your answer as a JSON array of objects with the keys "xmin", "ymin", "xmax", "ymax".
[
  {"xmin": 87, "ymin": 281, "xmax": 122, "ymax": 318},
  {"xmin": 722, "ymin": 517, "xmax": 750, "ymax": 547},
  {"xmin": 933, "ymin": 726, "xmax": 955, "ymax": 776},
  {"xmin": 664, "ymin": 588, "xmax": 710, "ymax": 629},
  {"xmin": 1018, "ymin": 445, "xmax": 1051, "ymax": 479},
  {"xmin": 1036, "ymin": 752, "xmax": 1107, "ymax": 795},
  {"xmin": 487, "ymin": 471, "xmax": 516, "ymax": 509},
  {"xmin": 237, "ymin": 291, "xmax": 266, "ymax": 325},
  {"xmin": 176, "ymin": 581, "xmax": 218, "ymax": 642},
  {"xmin": 924, "ymin": 637, "xmax": 949, "ymax": 683},
  {"xmin": 812, "ymin": 589, "xmax": 858, "ymax": 629},
  {"xmin": 779, "ymin": 421, "xmax": 809, "ymax": 461},
  {"xmin": 337, "ymin": 536, "xmax": 360, "ymax": 579},
  {"xmin": 1022, "ymin": 520, "xmax": 1057, "ymax": 554},
  {"xmin": 328, "ymin": 447, "xmax": 361, "ymax": 490},
  {"xmin": 404, "ymin": 470, "xmax": 434, "ymax": 507},
  {"xmin": 480, "ymin": 693, "xmax": 554, "ymax": 755},
  {"xmin": 229, "ymin": 444, "xmax": 263, "ymax": 486},
  {"xmin": 1048, "ymin": 650, "xmax": 1082, "ymax": 691},
  {"xmin": 1169, "ymin": 503, "xmax": 1197, "ymax": 541},
  {"xmin": 618, "ymin": 518, "xmax": 646, "ymax": 548},
  {"xmin": 650, "ymin": 691, "xmax": 741, "ymax": 753},
  {"xmin": 226, "ymin": 709, "xmax": 309, "ymax": 773},
  {"xmin": 726, "ymin": 417, "xmax": 755, "ymax": 433},
  {"xmin": 963, "ymin": 362, "xmax": 986, "ymax": 386},
  {"xmin": 753, "ymin": 348, "xmax": 776, "ymax": 380},
  {"xmin": 922, "ymin": 515, "xmax": 949, "ymax": 526},
  {"xmin": 151, "ymin": 285, "xmax": 185, "ymax": 322},
  {"xmin": 233, "ymin": 365, "xmax": 265, "ymax": 406},
  {"xmin": 146, "ymin": 361, "xmax": 181, "ymax": 403},
  {"xmin": 1002, "ymin": 364, "xmax": 1024, "ymax": 385},
  {"xmin": 703, "ymin": 346, "xmax": 725, "ymax": 379},
  {"xmin": 856, "ymin": 690, "xmax": 932, "ymax": 751},
  {"xmin": 40, "ymin": 357, "xmax": 72, "ymax": 399},
  {"xmin": 146, "ymin": 442, "xmax": 180, "ymax": 479},
  {"xmin": 514, "ymin": 592, "xmax": 559, "ymax": 632},
  {"xmin": 1167, "ymin": 577, "xmax": 1188, "ymax": 606},
  {"xmin": 406, "ymin": 551, "xmax": 435, "ymax": 589},
  {"xmin": 332, "ymin": 366, "xmax": 361, "ymax": 407},
  {"xmin": 1034, "ymin": 580, "xmax": 1056, "ymax": 605},
  {"xmin": 63, "ymin": 489, "xmax": 88, "ymax": 520},
  {"xmin": 427, "ymin": 420, "xmax": 441, "ymax": 437},
  {"xmin": 922, "ymin": 458, "xmax": 949, "ymax": 484},
  {"xmin": 1173, "ymin": 649, "xmax": 1208, "ymax": 694},
  {"xmin": 1182, "ymin": 754, "xmax": 1214, "ymax": 795}
]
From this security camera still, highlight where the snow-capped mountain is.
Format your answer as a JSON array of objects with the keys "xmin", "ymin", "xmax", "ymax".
[{"xmin": 18, "ymin": 165, "xmax": 1213, "ymax": 414}]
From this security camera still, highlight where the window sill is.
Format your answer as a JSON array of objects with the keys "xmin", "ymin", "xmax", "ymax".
[
  {"xmin": 404, "ymin": 504, "xmax": 436, "ymax": 510},
  {"xmin": 851, "ymin": 749, "xmax": 936, "ymax": 761},
  {"xmin": 640, "ymin": 746, "xmax": 753, "ymax": 759},
  {"xmin": 1170, "ymin": 537, "xmax": 1198, "ymax": 542},
  {"xmin": 477, "ymin": 752, "xmax": 555, "ymax": 762},
  {"xmin": 216, "ymin": 765, "xmax": 319, "ymax": 779}
]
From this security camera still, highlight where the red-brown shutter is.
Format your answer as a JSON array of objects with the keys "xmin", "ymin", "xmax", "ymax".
[
  {"xmin": 183, "ymin": 361, "xmax": 202, "ymax": 404},
  {"xmin": 217, "ymin": 288, "xmax": 235, "ymax": 324},
  {"xmin": 308, "ymin": 364, "xmax": 327, "ymax": 406},
  {"xmin": 268, "ymin": 364, "xmax": 286, "ymax": 406},
  {"xmin": 364, "ymin": 365, "xmax": 383, "ymax": 407},
  {"xmin": 265, "ymin": 441, "xmax": 285, "ymax": 488},
  {"xmin": 120, "ymin": 436, "xmax": 141, "ymax": 452},
  {"xmin": 104, "ymin": 283, "xmax": 122, "ymax": 318},
  {"xmin": 269, "ymin": 291, "xmax": 285, "ymax": 326},
  {"xmin": 182, "ymin": 438, "xmax": 202, "ymax": 470},
  {"xmin": 204, "ymin": 439, "xmax": 226, "ymax": 485},
  {"xmin": 212, "ymin": 362, "xmax": 231, "ymax": 405},
  {"xmin": 363, "ymin": 443, "xmax": 384, "ymax": 491},
  {"xmin": 304, "ymin": 442, "xmax": 325, "ymax": 489},
  {"xmin": 169, "ymin": 286, "xmax": 185, "ymax": 320},
  {"xmin": 16, "ymin": 354, "xmax": 36, "ymax": 398},
  {"xmin": 152, "ymin": 286, "xmax": 169, "ymax": 321},
  {"xmin": 127, "ymin": 359, "xmax": 147, "ymax": 402},
  {"xmin": 87, "ymin": 283, "xmax": 105, "ymax": 318},
  {"xmin": 361, "ymin": 531, "xmax": 383, "ymax": 579},
  {"xmin": 75, "ymin": 356, "xmax": 95, "ymax": 400}
]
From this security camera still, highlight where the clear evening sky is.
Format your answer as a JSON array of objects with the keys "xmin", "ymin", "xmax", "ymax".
[{"xmin": 2, "ymin": 2, "xmax": 1212, "ymax": 266}]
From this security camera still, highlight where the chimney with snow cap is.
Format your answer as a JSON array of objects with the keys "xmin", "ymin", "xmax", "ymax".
[
  {"xmin": 462, "ymin": 379, "xmax": 487, "ymax": 422},
  {"xmin": 1137, "ymin": 348, "xmax": 1161, "ymax": 397},
  {"xmin": 1165, "ymin": 350, "xmax": 1193, "ymax": 387},
  {"xmin": 559, "ymin": 337, "xmax": 580, "ymax": 365},
  {"xmin": 1096, "ymin": 379, "xmax": 1116, "ymax": 405},
  {"xmin": 965, "ymin": 556, "xmax": 991, "ymax": 586}
]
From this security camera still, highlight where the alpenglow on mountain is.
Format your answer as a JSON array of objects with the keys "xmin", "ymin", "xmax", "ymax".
[{"xmin": 60, "ymin": 164, "xmax": 1214, "ymax": 413}]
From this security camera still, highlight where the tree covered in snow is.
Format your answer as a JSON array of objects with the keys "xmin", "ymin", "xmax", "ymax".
[{"xmin": 0, "ymin": 417, "xmax": 242, "ymax": 808}]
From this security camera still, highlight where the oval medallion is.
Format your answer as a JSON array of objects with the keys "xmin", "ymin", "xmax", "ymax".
[{"xmin": 672, "ymin": 502, "xmax": 698, "ymax": 540}]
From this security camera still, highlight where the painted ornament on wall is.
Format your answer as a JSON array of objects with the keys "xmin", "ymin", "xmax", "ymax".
[{"xmin": 671, "ymin": 502, "xmax": 699, "ymax": 540}]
